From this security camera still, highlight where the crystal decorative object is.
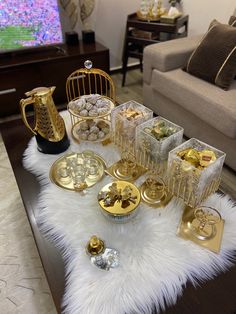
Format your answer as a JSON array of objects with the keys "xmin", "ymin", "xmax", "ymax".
[
  {"xmin": 90, "ymin": 248, "xmax": 120, "ymax": 271},
  {"xmin": 111, "ymin": 100, "xmax": 153, "ymax": 153},
  {"xmin": 167, "ymin": 138, "xmax": 226, "ymax": 207},
  {"xmin": 84, "ymin": 60, "xmax": 93, "ymax": 69},
  {"xmin": 135, "ymin": 116, "xmax": 183, "ymax": 175}
]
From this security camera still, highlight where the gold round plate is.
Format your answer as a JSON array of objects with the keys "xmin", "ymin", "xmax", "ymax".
[
  {"xmin": 68, "ymin": 95, "xmax": 115, "ymax": 120},
  {"xmin": 140, "ymin": 181, "xmax": 172, "ymax": 208},
  {"xmin": 98, "ymin": 181, "xmax": 141, "ymax": 215},
  {"xmin": 49, "ymin": 152, "xmax": 106, "ymax": 191},
  {"xmin": 71, "ymin": 119, "xmax": 111, "ymax": 144}
]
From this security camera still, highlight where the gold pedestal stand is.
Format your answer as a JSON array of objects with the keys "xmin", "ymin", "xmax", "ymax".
[
  {"xmin": 140, "ymin": 176, "xmax": 172, "ymax": 208},
  {"xmin": 106, "ymin": 152, "xmax": 147, "ymax": 182},
  {"xmin": 177, "ymin": 206, "xmax": 224, "ymax": 253}
]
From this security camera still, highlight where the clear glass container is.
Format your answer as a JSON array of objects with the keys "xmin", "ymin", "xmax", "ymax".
[
  {"xmin": 135, "ymin": 116, "xmax": 183, "ymax": 174},
  {"xmin": 167, "ymin": 138, "xmax": 226, "ymax": 207},
  {"xmin": 111, "ymin": 100, "xmax": 153, "ymax": 153}
]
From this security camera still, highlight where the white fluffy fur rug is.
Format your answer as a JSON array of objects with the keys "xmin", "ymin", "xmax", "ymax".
[{"xmin": 23, "ymin": 112, "xmax": 236, "ymax": 314}]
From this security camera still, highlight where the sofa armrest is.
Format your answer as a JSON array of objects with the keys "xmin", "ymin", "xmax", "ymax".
[{"xmin": 143, "ymin": 35, "xmax": 202, "ymax": 84}]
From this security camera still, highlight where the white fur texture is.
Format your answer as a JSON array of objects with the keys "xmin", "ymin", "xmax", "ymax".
[{"xmin": 23, "ymin": 112, "xmax": 236, "ymax": 314}]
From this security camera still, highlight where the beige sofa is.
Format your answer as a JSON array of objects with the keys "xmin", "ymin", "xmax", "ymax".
[{"xmin": 143, "ymin": 35, "xmax": 236, "ymax": 171}]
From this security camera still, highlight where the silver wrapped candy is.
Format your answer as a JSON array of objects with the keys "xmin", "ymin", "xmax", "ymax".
[
  {"xmin": 80, "ymin": 109, "xmax": 89, "ymax": 117},
  {"xmin": 88, "ymin": 133, "xmax": 98, "ymax": 141}
]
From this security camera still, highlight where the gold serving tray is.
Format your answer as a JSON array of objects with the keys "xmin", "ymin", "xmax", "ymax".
[
  {"xmin": 140, "ymin": 180, "xmax": 172, "ymax": 208},
  {"xmin": 49, "ymin": 152, "xmax": 106, "ymax": 191},
  {"xmin": 177, "ymin": 205, "xmax": 224, "ymax": 253},
  {"xmin": 105, "ymin": 160, "xmax": 147, "ymax": 182}
]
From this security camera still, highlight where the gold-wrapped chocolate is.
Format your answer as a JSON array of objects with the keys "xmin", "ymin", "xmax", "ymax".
[
  {"xmin": 199, "ymin": 150, "xmax": 216, "ymax": 167},
  {"xmin": 177, "ymin": 147, "xmax": 192, "ymax": 158},
  {"xmin": 181, "ymin": 161, "xmax": 194, "ymax": 172},
  {"xmin": 177, "ymin": 147, "xmax": 216, "ymax": 170},
  {"xmin": 184, "ymin": 149, "xmax": 199, "ymax": 166},
  {"xmin": 120, "ymin": 108, "xmax": 142, "ymax": 120},
  {"xmin": 144, "ymin": 120, "xmax": 176, "ymax": 141}
]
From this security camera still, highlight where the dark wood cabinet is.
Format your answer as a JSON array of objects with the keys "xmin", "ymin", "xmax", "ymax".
[
  {"xmin": 0, "ymin": 42, "xmax": 110, "ymax": 117},
  {"xmin": 122, "ymin": 13, "xmax": 189, "ymax": 86}
]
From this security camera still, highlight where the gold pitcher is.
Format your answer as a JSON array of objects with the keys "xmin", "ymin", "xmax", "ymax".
[{"xmin": 20, "ymin": 86, "xmax": 70, "ymax": 154}]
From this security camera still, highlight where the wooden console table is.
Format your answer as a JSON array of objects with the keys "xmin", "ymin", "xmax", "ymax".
[
  {"xmin": 1, "ymin": 117, "xmax": 236, "ymax": 314},
  {"xmin": 122, "ymin": 13, "xmax": 188, "ymax": 86},
  {"xmin": 0, "ymin": 41, "xmax": 109, "ymax": 117}
]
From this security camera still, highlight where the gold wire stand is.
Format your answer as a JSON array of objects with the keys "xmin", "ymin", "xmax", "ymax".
[
  {"xmin": 66, "ymin": 60, "xmax": 116, "ymax": 133},
  {"xmin": 66, "ymin": 66, "xmax": 116, "ymax": 103}
]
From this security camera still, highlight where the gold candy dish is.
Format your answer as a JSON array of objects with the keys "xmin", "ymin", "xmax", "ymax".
[
  {"xmin": 177, "ymin": 205, "xmax": 224, "ymax": 253},
  {"xmin": 71, "ymin": 119, "xmax": 111, "ymax": 143},
  {"xmin": 105, "ymin": 152, "xmax": 147, "ymax": 182},
  {"xmin": 49, "ymin": 151, "xmax": 106, "ymax": 191},
  {"xmin": 98, "ymin": 181, "xmax": 141, "ymax": 223},
  {"xmin": 140, "ymin": 175, "xmax": 172, "ymax": 208}
]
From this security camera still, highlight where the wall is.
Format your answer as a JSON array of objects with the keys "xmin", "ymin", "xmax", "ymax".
[
  {"xmin": 94, "ymin": 0, "xmax": 140, "ymax": 69},
  {"xmin": 181, "ymin": 0, "xmax": 236, "ymax": 35},
  {"xmin": 60, "ymin": 0, "xmax": 236, "ymax": 69}
]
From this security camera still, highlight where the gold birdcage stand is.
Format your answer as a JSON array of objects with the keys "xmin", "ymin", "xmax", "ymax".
[{"xmin": 66, "ymin": 60, "xmax": 116, "ymax": 143}]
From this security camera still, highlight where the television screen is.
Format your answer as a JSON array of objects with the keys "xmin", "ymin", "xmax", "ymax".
[{"xmin": 0, "ymin": 0, "xmax": 63, "ymax": 51}]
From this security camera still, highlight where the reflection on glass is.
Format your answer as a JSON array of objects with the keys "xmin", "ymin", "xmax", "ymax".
[
  {"xmin": 71, "ymin": 164, "xmax": 87, "ymax": 189},
  {"xmin": 118, "ymin": 151, "xmax": 136, "ymax": 176},
  {"xmin": 57, "ymin": 166, "xmax": 72, "ymax": 184},
  {"xmin": 85, "ymin": 158, "xmax": 100, "ymax": 178}
]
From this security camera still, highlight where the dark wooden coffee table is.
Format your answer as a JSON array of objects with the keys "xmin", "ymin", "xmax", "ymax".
[{"xmin": 1, "ymin": 118, "xmax": 236, "ymax": 314}]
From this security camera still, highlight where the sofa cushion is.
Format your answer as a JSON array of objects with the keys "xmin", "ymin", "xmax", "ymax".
[
  {"xmin": 228, "ymin": 15, "xmax": 236, "ymax": 26},
  {"xmin": 150, "ymin": 68, "xmax": 236, "ymax": 139},
  {"xmin": 185, "ymin": 21, "xmax": 236, "ymax": 90},
  {"xmin": 143, "ymin": 35, "xmax": 202, "ymax": 85}
]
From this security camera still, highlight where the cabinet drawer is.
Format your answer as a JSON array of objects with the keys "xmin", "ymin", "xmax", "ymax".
[{"xmin": 0, "ymin": 65, "xmax": 41, "ymax": 117}]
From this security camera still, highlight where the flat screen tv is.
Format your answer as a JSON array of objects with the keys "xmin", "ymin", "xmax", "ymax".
[{"xmin": 0, "ymin": 0, "xmax": 63, "ymax": 52}]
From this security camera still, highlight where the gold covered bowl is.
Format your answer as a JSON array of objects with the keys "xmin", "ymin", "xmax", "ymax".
[{"xmin": 98, "ymin": 180, "xmax": 141, "ymax": 223}]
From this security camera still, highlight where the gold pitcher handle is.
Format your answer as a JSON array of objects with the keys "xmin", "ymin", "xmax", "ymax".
[{"xmin": 19, "ymin": 97, "xmax": 37, "ymax": 135}]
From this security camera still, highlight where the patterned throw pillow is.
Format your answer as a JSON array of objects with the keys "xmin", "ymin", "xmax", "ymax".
[
  {"xmin": 228, "ymin": 15, "xmax": 236, "ymax": 26},
  {"xmin": 228, "ymin": 16, "xmax": 236, "ymax": 79},
  {"xmin": 184, "ymin": 20, "xmax": 236, "ymax": 90}
]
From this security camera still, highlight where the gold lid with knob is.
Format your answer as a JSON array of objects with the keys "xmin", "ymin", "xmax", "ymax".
[{"xmin": 86, "ymin": 235, "xmax": 105, "ymax": 256}]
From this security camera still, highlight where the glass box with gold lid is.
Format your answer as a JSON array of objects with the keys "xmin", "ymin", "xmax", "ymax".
[
  {"xmin": 167, "ymin": 138, "xmax": 226, "ymax": 208},
  {"xmin": 111, "ymin": 100, "xmax": 153, "ymax": 153},
  {"xmin": 135, "ymin": 116, "xmax": 183, "ymax": 174}
]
